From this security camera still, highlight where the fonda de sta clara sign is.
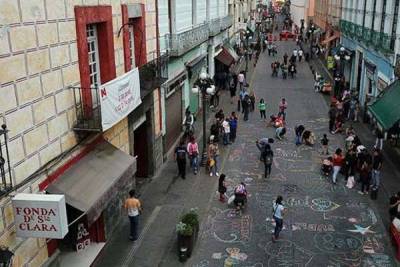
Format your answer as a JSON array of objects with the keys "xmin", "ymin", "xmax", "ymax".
[{"xmin": 12, "ymin": 193, "xmax": 68, "ymax": 239}]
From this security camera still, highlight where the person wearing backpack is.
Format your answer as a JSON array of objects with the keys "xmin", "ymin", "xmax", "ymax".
[
  {"xmin": 187, "ymin": 136, "xmax": 199, "ymax": 175},
  {"xmin": 175, "ymin": 139, "xmax": 187, "ymax": 179},
  {"xmin": 261, "ymin": 145, "xmax": 274, "ymax": 178}
]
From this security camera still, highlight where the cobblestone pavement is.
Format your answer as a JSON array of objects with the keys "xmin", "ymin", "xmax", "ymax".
[{"xmin": 187, "ymin": 40, "xmax": 397, "ymax": 267}]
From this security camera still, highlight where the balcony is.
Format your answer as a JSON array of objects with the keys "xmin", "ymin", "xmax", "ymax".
[
  {"xmin": 167, "ymin": 23, "xmax": 209, "ymax": 57},
  {"xmin": 220, "ymin": 15, "xmax": 233, "ymax": 31},
  {"xmin": 71, "ymin": 55, "xmax": 169, "ymax": 132},
  {"xmin": 209, "ymin": 18, "xmax": 221, "ymax": 36},
  {"xmin": 339, "ymin": 20, "xmax": 395, "ymax": 55},
  {"xmin": 139, "ymin": 53, "xmax": 169, "ymax": 99}
]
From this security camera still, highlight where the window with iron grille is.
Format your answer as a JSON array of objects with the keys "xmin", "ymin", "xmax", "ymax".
[
  {"xmin": 129, "ymin": 25, "xmax": 136, "ymax": 68},
  {"xmin": 86, "ymin": 24, "xmax": 101, "ymax": 109}
]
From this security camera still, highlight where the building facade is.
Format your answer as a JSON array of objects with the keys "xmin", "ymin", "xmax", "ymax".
[
  {"xmin": 157, "ymin": 0, "xmax": 234, "ymax": 153},
  {"xmin": 0, "ymin": 0, "xmax": 164, "ymax": 266},
  {"xmin": 340, "ymin": 0, "xmax": 398, "ymax": 106}
]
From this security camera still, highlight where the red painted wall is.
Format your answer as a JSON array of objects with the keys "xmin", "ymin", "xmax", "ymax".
[
  {"xmin": 122, "ymin": 4, "xmax": 147, "ymax": 72},
  {"xmin": 74, "ymin": 6, "xmax": 116, "ymax": 115}
]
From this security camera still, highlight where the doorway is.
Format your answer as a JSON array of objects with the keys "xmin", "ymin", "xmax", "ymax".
[{"xmin": 134, "ymin": 121, "xmax": 149, "ymax": 177}]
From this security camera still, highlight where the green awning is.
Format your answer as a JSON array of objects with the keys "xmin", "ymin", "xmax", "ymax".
[{"xmin": 368, "ymin": 81, "xmax": 400, "ymax": 130}]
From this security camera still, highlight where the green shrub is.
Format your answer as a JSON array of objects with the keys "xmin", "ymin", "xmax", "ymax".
[
  {"xmin": 176, "ymin": 222, "xmax": 193, "ymax": 236},
  {"xmin": 181, "ymin": 209, "xmax": 199, "ymax": 230}
]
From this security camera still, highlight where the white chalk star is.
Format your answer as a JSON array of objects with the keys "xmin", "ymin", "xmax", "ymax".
[{"xmin": 347, "ymin": 224, "xmax": 375, "ymax": 235}]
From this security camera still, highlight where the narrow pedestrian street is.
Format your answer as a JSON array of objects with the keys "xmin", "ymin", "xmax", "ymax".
[{"xmin": 187, "ymin": 41, "xmax": 397, "ymax": 266}]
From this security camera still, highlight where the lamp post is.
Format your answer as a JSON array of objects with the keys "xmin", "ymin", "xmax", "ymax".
[
  {"xmin": 244, "ymin": 30, "xmax": 253, "ymax": 74},
  {"xmin": 308, "ymin": 22, "xmax": 316, "ymax": 59},
  {"xmin": 0, "ymin": 124, "xmax": 12, "ymax": 195},
  {"xmin": 333, "ymin": 47, "xmax": 351, "ymax": 97},
  {"xmin": 192, "ymin": 72, "xmax": 216, "ymax": 166}
]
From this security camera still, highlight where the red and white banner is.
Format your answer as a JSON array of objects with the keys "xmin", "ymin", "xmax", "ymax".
[{"xmin": 99, "ymin": 68, "xmax": 142, "ymax": 131}]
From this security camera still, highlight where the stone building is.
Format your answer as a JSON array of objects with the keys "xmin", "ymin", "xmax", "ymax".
[{"xmin": 0, "ymin": 0, "xmax": 165, "ymax": 266}]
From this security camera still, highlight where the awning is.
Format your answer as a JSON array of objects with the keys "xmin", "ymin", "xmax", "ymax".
[
  {"xmin": 46, "ymin": 140, "xmax": 136, "ymax": 225},
  {"xmin": 185, "ymin": 54, "xmax": 207, "ymax": 68},
  {"xmin": 215, "ymin": 44, "xmax": 239, "ymax": 66},
  {"xmin": 368, "ymin": 81, "xmax": 400, "ymax": 130},
  {"xmin": 321, "ymin": 32, "xmax": 340, "ymax": 45}
]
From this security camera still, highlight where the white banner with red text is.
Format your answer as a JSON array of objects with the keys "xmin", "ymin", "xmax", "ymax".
[{"xmin": 99, "ymin": 68, "xmax": 142, "ymax": 131}]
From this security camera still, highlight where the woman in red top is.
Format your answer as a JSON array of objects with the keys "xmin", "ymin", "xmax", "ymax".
[{"xmin": 332, "ymin": 148, "xmax": 344, "ymax": 184}]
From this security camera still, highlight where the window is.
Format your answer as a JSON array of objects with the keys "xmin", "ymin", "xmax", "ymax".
[
  {"xmin": 391, "ymin": 0, "xmax": 400, "ymax": 49},
  {"xmin": 86, "ymin": 24, "xmax": 101, "ymax": 108},
  {"xmin": 371, "ymin": 0, "xmax": 377, "ymax": 30},
  {"xmin": 128, "ymin": 25, "xmax": 136, "ymax": 68},
  {"xmin": 380, "ymin": 0, "xmax": 387, "ymax": 33}
]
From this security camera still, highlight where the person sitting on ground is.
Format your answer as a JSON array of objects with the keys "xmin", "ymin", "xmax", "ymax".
[
  {"xmin": 331, "ymin": 116, "xmax": 344, "ymax": 134},
  {"xmin": 322, "ymin": 156, "xmax": 333, "ymax": 176},
  {"xmin": 273, "ymin": 114, "xmax": 285, "ymax": 128},
  {"xmin": 346, "ymin": 125, "xmax": 355, "ymax": 137},
  {"xmin": 268, "ymin": 114, "xmax": 278, "ymax": 127},
  {"xmin": 302, "ymin": 130, "xmax": 315, "ymax": 146},
  {"xmin": 233, "ymin": 182, "xmax": 247, "ymax": 210},
  {"xmin": 276, "ymin": 126, "xmax": 287, "ymax": 140}
]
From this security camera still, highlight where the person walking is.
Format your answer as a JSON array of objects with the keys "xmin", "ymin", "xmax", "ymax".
[
  {"xmin": 374, "ymin": 129, "xmax": 384, "ymax": 150},
  {"xmin": 332, "ymin": 148, "xmax": 344, "ymax": 184},
  {"xmin": 187, "ymin": 136, "xmax": 199, "ymax": 175},
  {"xmin": 249, "ymin": 90, "xmax": 256, "ymax": 112},
  {"xmin": 229, "ymin": 112, "xmax": 238, "ymax": 143},
  {"xmin": 261, "ymin": 144, "xmax": 274, "ymax": 178},
  {"xmin": 243, "ymin": 95, "xmax": 251, "ymax": 121},
  {"xmin": 238, "ymin": 71, "xmax": 245, "ymax": 91},
  {"xmin": 358, "ymin": 160, "xmax": 371, "ymax": 195},
  {"xmin": 208, "ymin": 136, "xmax": 220, "ymax": 177},
  {"xmin": 328, "ymin": 104, "xmax": 337, "ymax": 133},
  {"xmin": 283, "ymin": 52, "xmax": 288, "ymax": 65},
  {"xmin": 222, "ymin": 117, "xmax": 231, "ymax": 145},
  {"xmin": 371, "ymin": 148, "xmax": 383, "ymax": 191},
  {"xmin": 258, "ymin": 98, "xmax": 267, "ymax": 119},
  {"xmin": 321, "ymin": 134, "xmax": 329, "ymax": 155},
  {"xmin": 298, "ymin": 49, "xmax": 303, "ymax": 62},
  {"xmin": 278, "ymin": 98, "xmax": 287, "ymax": 120},
  {"xmin": 272, "ymin": 195, "xmax": 286, "ymax": 242},
  {"xmin": 175, "ymin": 139, "xmax": 187, "ymax": 179},
  {"xmin": 218, "ymin": 174, "xmax": 227, "ymax": 202},
  {"xmin": 124, "ymin": 189, "xmax": 142, "ymax": 241}
]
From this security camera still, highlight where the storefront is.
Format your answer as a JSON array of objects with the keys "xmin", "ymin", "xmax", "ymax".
[
  {"xmin": 186, "ymin": 55, "xmax": 207, "ymax": 114},
  {"xmin": 43, "ymin": 140, "xmax": 137, "ymax": 265},
  {"xmin": 164, "ymin": 73, "xmax": 186, "ymax": 151}
]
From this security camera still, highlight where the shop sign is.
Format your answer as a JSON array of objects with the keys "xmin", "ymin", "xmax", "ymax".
[
  {"xmin": 99, "ymin": 68, "xmax": 142, "ymax": 131},
  {"xmin": 12, "ymin": 194, "xmax": 68, "ymax": 239},
  {"xmin": 76, "ymin": 223, "xmax": 91, "ymax": 252}
]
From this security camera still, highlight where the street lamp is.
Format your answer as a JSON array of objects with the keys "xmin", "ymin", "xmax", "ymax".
[
  {"xmin": 333, "ymin": 47, "xmax": 351, "ymax": 97},
  {"xmin": 244, "ymin": 30, "xmax": 253, "ymax": 74},
  {"xmin": 192, "ymin": 72, "xmax": 215, "ymax": 166}
]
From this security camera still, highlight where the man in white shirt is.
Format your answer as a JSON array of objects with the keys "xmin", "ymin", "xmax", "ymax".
[
  {"xmin": 292, "ymin": 49, "xmax": 298, "ymax": 61},
  {"xmin": 238, "ymin": 72, "xmax": 245, "ymax": 90},
  {"xmin": 298, "ymin": 49, "xmax": 304, "ymax": 62},
  {"xmin": 222, "ymin": 118, "xmax": 231, "ymax": 145}
]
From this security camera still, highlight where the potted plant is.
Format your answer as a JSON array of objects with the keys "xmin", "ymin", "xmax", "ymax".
[
  {"xmin": 176, "ymin": 208, "xmax": 200, "ymax": 261},
  {"xmin": 176, "ymin": 222, "xmax": 193, "ymax": 262}
]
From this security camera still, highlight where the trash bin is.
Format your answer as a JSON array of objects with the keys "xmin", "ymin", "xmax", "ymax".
[{"xmin": 179, "ymin": 247, "xmax": 188, "ymax": 262}]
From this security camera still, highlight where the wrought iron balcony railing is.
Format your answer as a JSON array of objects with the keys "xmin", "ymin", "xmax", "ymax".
[
  {"xmin": 166, "ymin": 23, "xmax": 209, "ymax": 57},
  {"xmin": 220, "ymin": 15, "xmax": 233, "ymax": 30},
  {"xmin": 339, "ymin": 20, "xmax": 395, "ymax": 55},
  {"xmin": 139, "ymin": 53, "xmax": 169, "ymax": 98},
  {"xmin": 71, "ymin": 55, "xmax": 169, "ymax": 132},
  {"xmin": 0, "ymin": 124, "xmax": 13, "ymax": 197},
  {"xmin": 209, "ymin": 18, "xmax": 221, "ymax": 36}
]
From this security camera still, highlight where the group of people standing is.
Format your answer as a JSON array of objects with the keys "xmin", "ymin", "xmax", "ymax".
[{"xmin": 271, "ymin": 47, "xmax": 302, "ymax": 79}]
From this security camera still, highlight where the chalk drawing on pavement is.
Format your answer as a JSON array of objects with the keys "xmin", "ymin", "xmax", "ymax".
[
  {"xmin": 363, "ymin": 236, "xmax": 384, "ymax": 254},
  {"xmin": 291, "ymin": 222, "xmax": 335, "ymax": 232},
  {"xmin": 264, "ymin": 240, "xmax": 314, "ymax": 267},
  {"xmin": 310, "ymin": 198, "xmax": 340, "ymax": 212},
  {"xmin": 313, "ymin": 232, "xmax": 363, "ymax": 254},
  {"xmin": 347, "ymin": 224, "xmax": 376, "ymax": 235}
]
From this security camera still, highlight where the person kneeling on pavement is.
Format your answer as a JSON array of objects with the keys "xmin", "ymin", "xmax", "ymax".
[
  {"xmin": 302, "ymin": 130, "xmax": 315, "ymax": 146},
  {"xmin": 276, "ymin": 126, "xmax": 287, "ymax": 140},
  {"xmin": 233, "ymin": 182, "xmax": 247, "ymax": 210}
]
